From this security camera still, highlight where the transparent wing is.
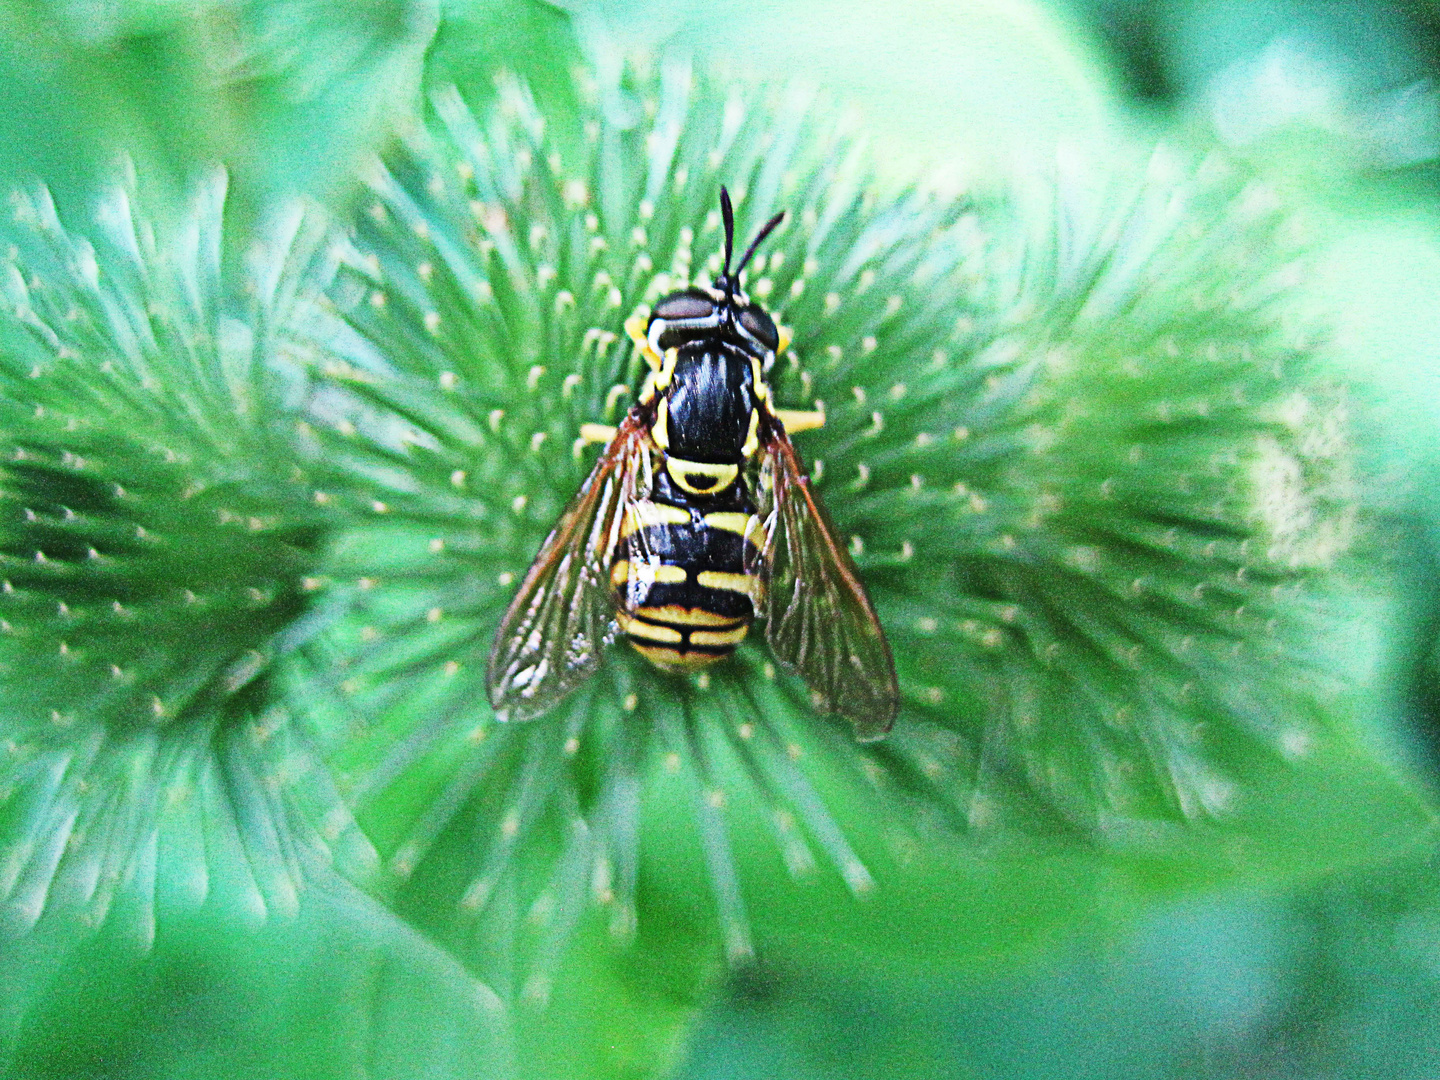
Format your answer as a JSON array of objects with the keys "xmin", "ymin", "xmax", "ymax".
[
  {"xmin": 750, "ymin": 426, "xmax": 899, "ymax": 740},
  {"xmin": 487, "ymin": 415, "xmax": 651, "ymax": 722}
]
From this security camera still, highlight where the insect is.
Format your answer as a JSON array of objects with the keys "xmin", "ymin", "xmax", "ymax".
[{"xmin": 487, "ymin": 188, "xmax": 898, "ymax": 740}]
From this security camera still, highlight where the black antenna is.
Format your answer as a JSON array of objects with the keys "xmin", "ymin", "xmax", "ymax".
[
  {"xmin": 734, "ymin": 210, "xmax": 786, "ymax": 283},
  {"xmin": 718, "ymin": 187, "xmax": 785, "ymax": 302},
  {"xmin": 719, "ymin": 186, "xmax": 736, "ymax": 286}
]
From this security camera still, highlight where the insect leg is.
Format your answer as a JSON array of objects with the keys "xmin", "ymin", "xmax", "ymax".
[
  {"xmin": 773, "ymin": 407, "xmax": 826, "ymax": 433},
  {"xmin": 574, "ymin": 422, "xmax": 619, "ymax": 458}
]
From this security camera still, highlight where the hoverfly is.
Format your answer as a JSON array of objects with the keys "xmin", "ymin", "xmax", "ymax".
[{"xmin": 487, "ymin": 188, "xmax": 898, "ymax": 740}]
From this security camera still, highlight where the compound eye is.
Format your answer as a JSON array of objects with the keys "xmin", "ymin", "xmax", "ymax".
[
  {"xmin": 653, "ymin": 290, "xmax": 717, "ymax": 322},
  {"xmin": 739, "ymin": 305, "xmax": 779, "ymax": 351}
]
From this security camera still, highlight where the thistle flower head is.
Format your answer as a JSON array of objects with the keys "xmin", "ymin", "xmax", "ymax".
[
  {"xmin": 289, "ymin": 61, "xmax": 1362, "ymax": 986},
  {"xmin": 0, "ymin": 174, "xmax": 376, "ymax": 941}
]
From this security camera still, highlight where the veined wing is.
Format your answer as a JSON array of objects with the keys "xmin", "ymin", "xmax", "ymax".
[
  {"xmin": 750, "ymin": 425, "xmax": 899, "ymax": 740},
  {"xmin": 486, "ymin": 414, "xmax": 651, "ymax": 722}
]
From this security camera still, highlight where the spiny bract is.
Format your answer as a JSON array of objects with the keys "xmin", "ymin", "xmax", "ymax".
[
  {"xmin": 291, "ymin": 63, "xmax": 1360, "ymax": 983},
  {"xmin": 0, "ymin": 175, "xmax": 376, "ymax": 942}
]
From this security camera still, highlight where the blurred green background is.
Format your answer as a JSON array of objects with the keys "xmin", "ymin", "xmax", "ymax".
[{"xmin": 5, "ymin": 1, "xmax": 1440, "ymax": 1078}]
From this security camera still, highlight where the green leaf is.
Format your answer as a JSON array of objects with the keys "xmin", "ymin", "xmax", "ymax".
[
  {"xmin": 0, "ymin": 0, "xmax": 435, "ymax": 226},
  {"xmin": 0, "ymin": 885, "xmax": 511, "ymax": 1080},
  {"xmin": 673, "ymin": 841, "xmax": 1440, "ymax": 1080}
]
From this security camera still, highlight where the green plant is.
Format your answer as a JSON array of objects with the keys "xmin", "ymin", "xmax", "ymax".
[{"xmin": 0, "ymin": 6, "xmax": 1433, "ymax": 1079}]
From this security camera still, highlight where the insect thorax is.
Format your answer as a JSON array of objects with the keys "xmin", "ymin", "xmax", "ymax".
[{"xmin": 663, "ymin": 344, "xmax": 757, "ymax": 452}]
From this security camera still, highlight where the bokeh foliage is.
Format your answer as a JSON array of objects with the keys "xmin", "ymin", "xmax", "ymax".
[{"xmin": 0, "ymin": 2, "xmax": 1438, "ymax": 1079}]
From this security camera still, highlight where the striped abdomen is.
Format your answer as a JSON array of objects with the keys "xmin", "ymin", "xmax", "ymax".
[{"xmin": 610, "ymin": 492, "xmax": 764, "ymax": 672}]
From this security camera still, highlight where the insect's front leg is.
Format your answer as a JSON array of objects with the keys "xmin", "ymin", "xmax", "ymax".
[
  {"xmin": 772, "ymin": 404, "xmax": 826, "ymax": 434},
  {"xmin": 574, "ymin": 403, "xmax": 655, "ymax": 459},
  {"xmin": 578, "ymin": 422, "xmax": 618, "ymax": 444}
]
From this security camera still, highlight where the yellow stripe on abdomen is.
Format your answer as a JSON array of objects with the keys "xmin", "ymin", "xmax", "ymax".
[
  {"xmin": 630, "ymin": 643, "xmax": 729, "ymax": 672},
  {"xmin": 613, "ymin": 560, "xmax": 688, "ymax": 589},
  {"xmin": 695, "ymin": 570, "xmax": 762, "ymax": 600},
  {"xmin": 635, "ymin": 604, "xmax": 745, "ymax": 628},
  {"xmin": 621, "ymin": 500, "xmax": 691, "ymax": 538},
  {"xmin": 665, "ymin": 457, "xmax": 739, "ymax": 496},
  {"xmin": 616, "ymin": 610, "xmax": 683, "ymax": 644},
  {"xmin": 702, "ymin": 511, "xmax": 762, "ymax": 548},
  {"xmin": 690, "ymin": 624, "xmax": 750, "ymax": 648}
]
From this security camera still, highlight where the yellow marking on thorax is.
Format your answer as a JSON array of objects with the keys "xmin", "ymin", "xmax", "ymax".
[
  {"xmin": 610, "ymin": 560, "xmax": 630, "ymax": 587},
  {"xmin": 777, "ymin": 325, "xmax": 792, "ymax": 354},
  {"xmin": 703, "ymin": 511, "xmax": 762, "ymax": 547},
  {"xmin": 667, "ymin": 457, "xmax": 738, "ymax": 495},
  {"xmin": 690, "ymin": 624, "xmax": 750, "ymax": 648},
  {"xmin": 741, "ymin": 408, "xmax": 759, "ymax": 458},
  {"xmin": 653, "ymin": 398, "xmax": 670, "ymax": 450},
  {"xmin": 748, "ymin": 354, "xmax": 769, "ymax": 402},
  {"xmin": 634, "ymin": 604, "xmax": 747, "ymax": 627},
  {"xmin": 635, "ymin": 345, "xmax": 676, "ymax": 408},
  {"xmin": 621, "ymin": 500, "xmax": 691, "ymax": 538},
  {"xmin": 655, "ymin": 347, "xmax": 678, "ymax": 389},
  {"xmin": 696, "ymin": 570, "xmax": 762, "ymax": 600}
]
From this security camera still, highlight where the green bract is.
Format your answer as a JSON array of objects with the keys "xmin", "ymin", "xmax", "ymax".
[{"xmin": 0, "ymin": 175, "xmax": 376, "ymax": 940}]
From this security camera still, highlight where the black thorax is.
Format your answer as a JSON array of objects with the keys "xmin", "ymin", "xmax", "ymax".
[{"xmin": 662, "ymin": 341, "xmax": 756, "ymax": 465}]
